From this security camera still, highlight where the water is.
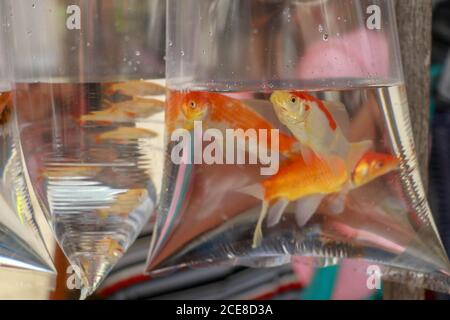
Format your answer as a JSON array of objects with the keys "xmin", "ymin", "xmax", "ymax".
[
  {"xmin": 14, "ymin": 81, "xmax": 165, "ymax": 295},
  {"xmin": 148, "ymin": 83, "xmax": 450, "ymax": 293}
]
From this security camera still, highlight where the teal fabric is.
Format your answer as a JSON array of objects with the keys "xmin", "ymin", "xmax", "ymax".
[
  {"xmin": 300, "ymin": 265, "xmax": 340, "ymax": 300},
  {"xmin": 299, "ymin": 265, "xmax": 383, "ymax": 300}
]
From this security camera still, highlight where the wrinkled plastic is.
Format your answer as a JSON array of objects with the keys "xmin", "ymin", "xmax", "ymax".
[
  {"xmin": 0, "ymin": 7, "xmax": 56, "ymax": 282},
  {"xmin": 147, "ymin": 0, "xmax": 450, "ymax": 294}
]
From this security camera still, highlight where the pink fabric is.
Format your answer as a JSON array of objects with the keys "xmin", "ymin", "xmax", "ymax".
[
  {"xmin": 331, "ymin": 260, "xmax": 374, "ymax": 300},
  {"xmin": 298, "ymin": 29, "xmax": 390, "ymax": 80},
  {"xmin": 291, "ymin": 256, "xmax": 316, "ymax": 287}
]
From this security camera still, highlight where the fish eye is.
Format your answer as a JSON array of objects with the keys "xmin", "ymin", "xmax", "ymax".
[
  {"xmin": 189, "ymin": 101, "xmax": 196, "ymax": 109},
  {"xmin": 290, "ymin": 96, "xmax": 298, "ymax": 104}
]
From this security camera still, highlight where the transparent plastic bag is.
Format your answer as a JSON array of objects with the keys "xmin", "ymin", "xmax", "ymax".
[
  {"xmin": 6, "ymin": 0, "xmax": 166, "ymax": 298},
  {"xmin": 147, "ymin": 0, "xmax": 450, "ymax": 293},
  {"xmin": 0, "ymin": 6, "xmax": 55, "ymax": 281}
]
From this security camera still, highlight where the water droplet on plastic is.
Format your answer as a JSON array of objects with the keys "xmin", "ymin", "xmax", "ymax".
[
  {"xmin": 135, "ymin": 50, "xmax": 141, "ymax": 56},
  {"xmin": 318, "ymin": 24, "xmax": 324, "ymax": 33},
  {"xmin": 323, "ymin": 33, "xmax": 329, "ymax": 41},
  {"xmin": 32, "ymin": 4, "xmax": 35, "ymax": 8},
  {"xmin": 168, "ymin": 41, "xmax": 173, "ymax": 47},
  {"xmin": 180, "ymin": 51, "xmax": 185, "ymax": 57}
]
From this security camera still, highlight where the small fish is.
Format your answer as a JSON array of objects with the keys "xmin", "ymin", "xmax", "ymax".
[
  {"xmin": 79, "ymin": 97, "xmax": 164, "ymax": 125},
  {"xmin": 104, "ymin": 80, "xmax": 166, "ymax": 97},
  {"xmin": 94, "ymin": 127, "xmax": 158, "ymax": 144},
  {"xmin": 106, "ymin": 97, "xmax": 165, "ymax": 118},
  {"xmin": 240, "ymin": 152, "xmax": 400, "ymax": 248},
  {"xmin": 107, "ymin": 239, "xmax": 124, "ymax": 257},
  {"xmin": 80, "ymin": 107, "xmax": 137, "ymax": 125},
  {"xmin": 96, "ymin": 188, "xmax": 148, "ymax": 218},
  {"xmin": 39, "ymin": 166, "xmax": 103, "ymax": 179},
  {"xmin": 270, "ymin": 91, "xmax": 372, "ymax": 171},
  {"xmin": 167, "ymin": 91, "xmax": 300, "ymax": 157}
]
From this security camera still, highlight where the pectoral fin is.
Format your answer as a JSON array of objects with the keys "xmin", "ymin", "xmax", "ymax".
[
  {"xmin": 267, "ymin": 198, "xmax": 290, "ymax": 227},
  {"xmin": 295, "ymin": 195, "xmax": 325, "ymax": 227}
]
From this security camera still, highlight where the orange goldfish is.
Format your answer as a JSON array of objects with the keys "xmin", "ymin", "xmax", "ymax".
[
  {"xmin": 96, "ymin": 188, "xmax": 148, "ymax": 218},
  {"xmin": 240, "ymin": 152, "xmax": 400, "ymax": 247},
  {"xmin": 270, "ymin": 91, "xmax": 372, "ymax": 171},
  {"xmin": 80, "ymin": 97, "xmax": 164, "ymax": 124},
  {"xmin": 94, "ymin": 127, "xmax": 158, "ymax": 144},
  {"xmin": 167, "ymin": 91, "xmax": 300, "ymax": 157},
  {"xmin": 104, "ymin": 80, "xmax": 165, "ymax": 97}
]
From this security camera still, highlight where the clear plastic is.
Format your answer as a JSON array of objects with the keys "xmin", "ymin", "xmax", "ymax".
[
  {"xmin": 6, "ymin": 0, "xmax": 166, "ymax": 297},
  {"xmin": 0, "ymin": 5, "xmax": 56, "ymax": 283},
  {"xmin": 147, "ymin": 0, "xmax": 450, "ymax": 293}
]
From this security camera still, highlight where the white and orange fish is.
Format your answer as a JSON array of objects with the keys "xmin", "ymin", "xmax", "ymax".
[
  {"xmin": 93, "ymin": 127, "xmax": 158, "ymax": 144},
  {"xmin": 240, "ymin": 151, "xmax": 400, "ymax": 247},
  {"xmin": 270, "ymin": 91, "xmax": 372, "ymax": 171},
  {"xmin": 104, "ymin": 80, "xmax": 165, "ymax": 97}
]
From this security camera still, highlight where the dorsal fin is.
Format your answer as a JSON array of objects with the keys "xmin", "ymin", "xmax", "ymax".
[{"xmin": 323, "ymin": 100, "xmax": 351, "ymax": 139}]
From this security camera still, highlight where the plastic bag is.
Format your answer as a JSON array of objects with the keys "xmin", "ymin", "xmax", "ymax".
[{"xmin": 147, "ymin": 0, "xmax": 450, "ymax": 294}]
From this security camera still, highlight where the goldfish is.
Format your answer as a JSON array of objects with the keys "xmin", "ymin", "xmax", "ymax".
[
  {"xmin": 94, "ymin": 127, "xmax": 158, "ymax": 144},
  {"xmin": 104, "ymin": 80, "xmax": 166, "ymax": 97},
  {"xmin": 270, "ymin": 91, "xmax": 372, "ymax": 171},
  {"xmin": 167, "ymin": 91, "xmax": 300, "ymax": 158},
  {"xmin": 107, "ymin": 239, "xmax": 124, "ymax": 257},
  {"xmin": 80, "ymin": 97, "xmax": 164, "ymax": 124},
  {"xmin": 240, "ymin": 151, "xmax": 400, "ymax": 248},
  {"xmin": 39, "ymin": 166, "xmax": 103, "ymax": 179},
  {"xmin": 96, "ymin": 188, "xmax": 148, "ymax": 218}
]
